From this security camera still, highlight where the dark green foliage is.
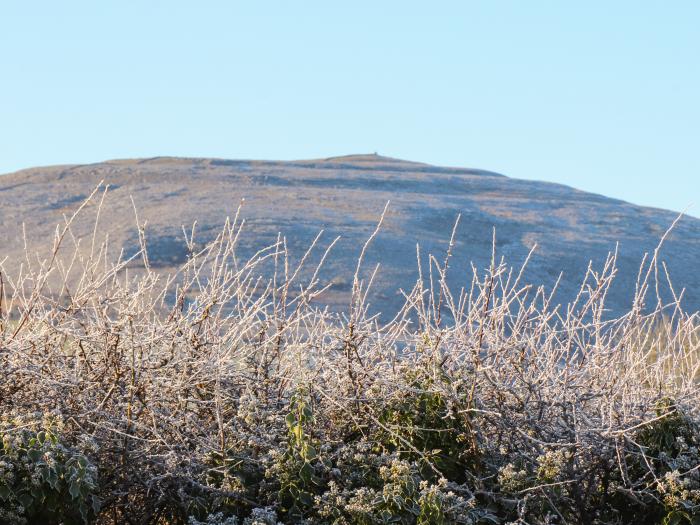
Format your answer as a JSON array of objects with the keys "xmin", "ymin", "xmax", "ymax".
[
  {"xmin": 277, "ymin": 389, "xmax": 324, "ymax": 518},
  {"xmin": 378, "ymin": 369, "xmax": 478, "ymax": 483},
  {"xmin": 0, "ymin": 418, "xmax": 100, "ymax": 524}
]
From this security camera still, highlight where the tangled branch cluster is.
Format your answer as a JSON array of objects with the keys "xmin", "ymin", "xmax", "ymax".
[{"xmin": 1, "ymin": 189, "xmax": 699, "ymax": 524}]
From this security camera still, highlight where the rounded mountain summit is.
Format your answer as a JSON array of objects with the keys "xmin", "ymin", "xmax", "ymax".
[{"xmin": 1, "ymin": 154, "xmax": 698, "ymax": 316}]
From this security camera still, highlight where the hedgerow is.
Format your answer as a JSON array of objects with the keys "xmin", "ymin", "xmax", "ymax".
[{"xmin": 1, "ymin": 189, "xmax": 699, "ymax": 524}]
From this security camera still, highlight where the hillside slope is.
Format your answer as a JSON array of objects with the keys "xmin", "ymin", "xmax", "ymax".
[{"xmin": 1, "ymin": 154, "xmax": 698, "ymax": 316}]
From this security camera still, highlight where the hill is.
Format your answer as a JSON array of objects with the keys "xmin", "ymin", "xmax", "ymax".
[{"xmin": 1, "ymin": 154, "xmax": 698, "ymax": 316}]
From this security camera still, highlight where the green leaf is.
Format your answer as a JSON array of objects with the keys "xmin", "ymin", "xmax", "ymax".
[
  {"xmin": 38, "ymin": 466, "xmax": 50, "ymax": 482},
  {"xmin": 18, "ymin": 491, "xmax": 33, "ymax": 508},
  {"xmin": 30, "ymin": 486, "xmax": 46, "ymax": 504},
  {"xmin": 299, "ymin": 461, "xmax": 313, "ymax": 483},
  {"xmin": 91, "ymin": 495, "xmax": 102, "ymax": 514},
  {"xmin": 48, "ymin": 470, "xmax": 59, "ymax": 490},
  {"xmin": 285, "ymin": 412, "xmax": 296, "ymax": 429},
  {"xmin": 69, "ymin": 481, "xmax": 81, "ymax": 499},
  {"xmin": 27, "ymin": 448, "xmax": 43, "ymax": 462},
  {"xmin": 298, "ymin": 490, "xmax": 313, "ymax": 506},
  {"xmin": 302, "ymin": 404, "xmax": 313, "ymax": 419},
  {"xmin": 304, "ymin": 445, "xmax": 317, "ymax": 461}
]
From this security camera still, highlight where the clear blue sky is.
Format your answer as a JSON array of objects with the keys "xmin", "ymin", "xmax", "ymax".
[{"xmin": 2, "ymin": 1, "xmax": 698, "ymax": 214}]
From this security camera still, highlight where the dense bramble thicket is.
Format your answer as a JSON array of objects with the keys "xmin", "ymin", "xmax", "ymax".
[{"xmin": 1, "ymin": 190, "xmax": 700, "ymax": 524}]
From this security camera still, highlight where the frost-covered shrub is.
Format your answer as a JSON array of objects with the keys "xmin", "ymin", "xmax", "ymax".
[
  {"xmin": 0, "ymin": 190, "xmax": 699, "ymax": 523},
  {"xmin": 188, "ymin": 507, "xmax": 281, "ymax": 525}
]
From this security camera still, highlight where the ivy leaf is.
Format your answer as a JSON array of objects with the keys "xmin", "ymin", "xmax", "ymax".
[
  {"xmin": 18, "ymin": 491, "xmax": 33, "ymax": 508},
  {"xmin": 91, "ymin": 495, "xmax": 102, "ymax": 514},
  {"xmin": 285, "ymin": 413, "xmax": 296, "ymax": 429},
  {"xmin": 48, "ymin": 470, "xmax": 59, "ymax": 490},
  {"xmin": 27, "ymin": 448, "xmax": 43, "ymax": 462},
  {"xmin": 304, "ymin": 444, "xmax": 317, "ymax": 461}
]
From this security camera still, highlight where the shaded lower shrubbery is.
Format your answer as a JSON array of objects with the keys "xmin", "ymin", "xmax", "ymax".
[
  {"xmin": 188, "ymin": 374, "xmax": 700, "ymax": 525},
  {"xmin": 6, "ymin": 386, "xmax": 700, "ymax": 524},
  {"xmin": 0, "ymin": 414, "xmax": 100, "ymax": 524},
  {"xmin": 2, "ymin": 193, "xmax": 700, "ymax": 523}
]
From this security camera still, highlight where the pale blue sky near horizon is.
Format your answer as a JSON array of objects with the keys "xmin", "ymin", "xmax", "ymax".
[{"xmin": 1, "ymin": 1, "xmax": 698, "ymax": 215}]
